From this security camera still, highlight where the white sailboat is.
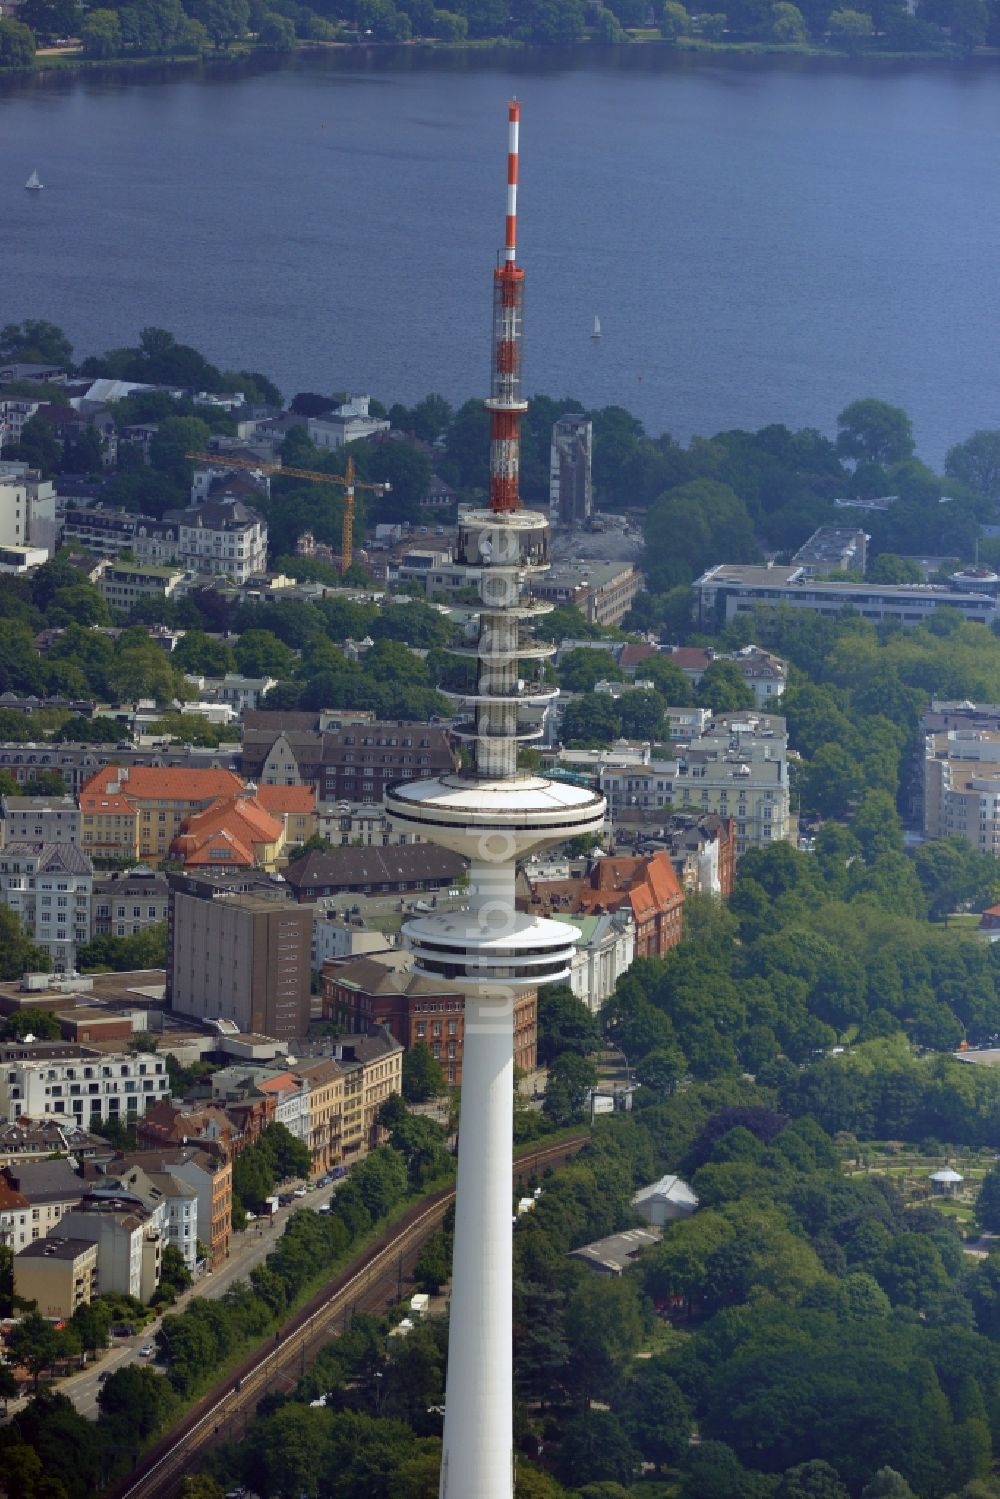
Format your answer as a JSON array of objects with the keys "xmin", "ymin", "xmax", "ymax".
[
  {"xmin": 591, "ymin": 315, "xmax": 601, "ymax": 339},
  {"xmin": 25, "ymin": 170, "xmax": 43, "ymax": 192}
]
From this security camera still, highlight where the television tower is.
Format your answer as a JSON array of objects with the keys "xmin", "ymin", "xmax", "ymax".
[{"xmin": 385, "ymin": 102, "xmax": 607, "ymax": 1499}]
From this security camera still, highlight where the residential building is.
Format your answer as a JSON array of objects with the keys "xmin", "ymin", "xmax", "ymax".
[
  {"xmin": 169, "ymin": 789, "xmax": 285, "ymax": 871},
  {"xmin": 91, "ymin": 868, "xmax": 169, "ymax": 938},
  {"xmin": 0, "ymin": 743, "xmax": 240, "ymax": 798},
  {"xmin": 13, "ymin": 1236, "xmax": 99, "ymax": 1317},
  {"xmin": 1, "ymin": 795, "xmax": 80, "ymax": 849},
  {"xmin": 314, "ymin": 802, "xmax": 413, "ymax": 848},
  {"xmin": 322, "ymin": 959, "xmax": 535, "ymax": 1088},
  {"xmin": 531, "ymin": 560, "xmax": 642, "ymax": 629},
  {"xmin": 112, "ymin": 1162, "xmax": 199, "ymax": 1272},
  {"xmin": 120, "ymin": 1145, "xmax": 231, "ymax": 1267},
  {"xmin": 307, "ymin": 396, "xmax": 390, "ymax": 451},
  {"xmin": 0, "ymin": 544, "xmax": 48, "ymax": 573},
  {"xmin": 0, "ymin": 1178, "xmax": 31, "ymax": 1250},
  {"xmin": 182, "ymin": 673, "xmax": 277, "ymax": 713},
  {"xmin": 239, "ymin": 717, "xmax": 456, "ymax": 802},
  {"xmin": 59, "ymin": 1195, "xmax": 161, "ymax": 1300},
  {"xmin": 0, "ymin": 1042, "xmax": 170, "ymax": 1126},
  {"xmin": 61, "ymin": 506, "xmax": 180, "ymax": 562},
  {"xmin": 0, "ymin": 469, "xmax": 58, "ymax": 556},
  {"xmin": 79, "ymin": 765, "xmax": 246, "ymax": 863},
  {"xmin": 673, "ymin": 713, "xmax": 791, "ymax": 856},
  {"xmin": 1, "ymin": 1158, "xmax": 84, "ymax": 1241},
  {"xmin": 549, "ymin": 415, "xmax": 593, "ymax": 527},
  {"xmin": 293, "ymin": 1059, "xmax": 345, "ymax": 1179},
  {"xmin": 0, "ymin": 1118, "xmax": 113, "ymax": 1169},
  {"xmin": 255, "ymin": 784, "xmax": 316, "ymax": 847},
  {"xmin": 0, "ymin": 843, "xmax": 93, "ymax": 972},
  {"xmin": 923, "ymin": 728, "xmax": 1000, "ymax": 852},
  {"xmin": 282, "ymin": 844, "xmax": 466, "ymax": 902},
  {"xmin": 253, "ymin": 1070, "xmax": 310, "ymax": 1145},
  {"xmin": 96, "ymin": 560, "xmax": 185, "ymax": 613},
  {"xmin": 791, "ymin": 525, "xmax": 868, "ymax": 576},
  {"xmin": 167, "ymin": 873, "xmax": 313, "ymax": 1040},
  {"xmin": 163, "ymin": 497, "xmax": 268, "ymax": 583},
  {"xmin": 693, "ymin": 562, "xmax": 997, "ymax": 630}
]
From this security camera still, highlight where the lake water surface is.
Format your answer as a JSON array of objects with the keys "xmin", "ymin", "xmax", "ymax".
[{"xmin": 3, "ymin": 47, "xmax": 1000, "ymax": 465}]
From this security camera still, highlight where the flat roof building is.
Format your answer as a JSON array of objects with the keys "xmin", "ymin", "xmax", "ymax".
[
  {"xmin": 13, "ymin": 1235, "xmax": 99, "ymax": 1318},
  {"xmin": 694, "ymin": 562, "xmax": 996, "ymax": 630}
]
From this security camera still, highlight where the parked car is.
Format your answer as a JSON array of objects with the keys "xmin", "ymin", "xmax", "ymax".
[
  {"xmin": 293, "ymin": 1187, "xmax": 307, "ymax": 1198},
  {"xmin": 139, "ymin": 1345, "xmax": 155, "ymax": 1358}
]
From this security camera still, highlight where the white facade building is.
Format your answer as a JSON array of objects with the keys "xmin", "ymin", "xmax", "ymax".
[
  {"xmin": 307, "ymin": 396, "xmax": 390, "ymax": 451},
  {"xmin": 0, "ymin": 842, "xmax": 93, "ymax": 971},
  {"xmin": 0, "ymin": 1043, "xmax": 170, "ymax": 1126},
  {"xmin": 165, "ymin": 497, "xmax": 268, "ymax": 583},
  {"xmin": 59, "ymin": 1198, "xmax": 160, "ymax": 1301},
  {"xmin": 551, "ymin": 910, "xmax": 635, "ymax": 1014},
  {"xmin": 0, "ymin": 468, "xmax": 58, "ymax": 557},
  {"xmin": 674, "ymin": 713, "xmax": 791, "ymax": 856},
  {"xmin": 1, "ymin": 795, "xmax": 81, "ymax": 849}
]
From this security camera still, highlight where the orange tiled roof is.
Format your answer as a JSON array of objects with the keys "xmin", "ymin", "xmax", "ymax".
[
  {"xmin": 81, "ymin": 765, "xmax": 245, "ymax": 803},
  {"xmin": 256, "ymin": 785, "xmax": 315, "ymax": 815},
  {"xmin": 171, "ymin": 792, "xmax": 283, "ymax": 868}
]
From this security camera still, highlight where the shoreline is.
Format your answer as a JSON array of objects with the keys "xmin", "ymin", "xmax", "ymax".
[{"xmin": 3, "ymin": 33, "xmax": 999, "ymax": 88}]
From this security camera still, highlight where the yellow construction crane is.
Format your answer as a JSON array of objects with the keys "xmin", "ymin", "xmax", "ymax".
[{"xmin": 185, "ymin": 451, "xmax": 390, "ymax": 573}]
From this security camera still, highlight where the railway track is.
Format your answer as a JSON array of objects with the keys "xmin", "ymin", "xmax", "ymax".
[{"xmin": 109, "ymin": 1134, "xmax": 586, "ymax": 1499}]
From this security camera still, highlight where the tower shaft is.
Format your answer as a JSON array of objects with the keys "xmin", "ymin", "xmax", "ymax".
[{"xmin": 385, "ymin": 102, "xmax": 606, "ymax": 1499}]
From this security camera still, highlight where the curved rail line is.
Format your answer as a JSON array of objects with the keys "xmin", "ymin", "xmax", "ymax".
[{"xmin": 108, "ymin": 1135, "xmax": 587, "ymax": 1499}]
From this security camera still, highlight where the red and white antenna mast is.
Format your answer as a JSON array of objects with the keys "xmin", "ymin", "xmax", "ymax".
[{"xmin": 485, "ymin": 99, "xmax": 527, "ymax": 514}]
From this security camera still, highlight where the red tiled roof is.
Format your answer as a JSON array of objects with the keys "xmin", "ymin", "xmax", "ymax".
[
  {"xmin": 81, "ymin": 766, "xmax": 244, "ymax": 803},
  {"xmin": 667, "ymin": 648, "xmax": 712, "ymax": 670},
  {"xmin": 256, "ymin": 785, "xmax": 315, "ymax": 815}
]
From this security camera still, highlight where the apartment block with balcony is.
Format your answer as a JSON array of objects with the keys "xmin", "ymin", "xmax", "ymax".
[
  {"xmin": 13, "ymin": 1236, "xmax": 99, "ymax": 1318},
  {"xmin": 163, "ymin": 497, "xmax": 268, "ymax": 583},
  {"xmin": 1, "ymin": 795, "xmax": 80, "ymax": 849},
  {"xmin": 0, "ymin": 842, "xmax": 93, "ymax": 972},
  {"xmin": 0, "ymin": 1042, "xmax": 170, "ymax": 1127},
  {"xmin": 673, "ymin": 713, "xmax": 791, "ymax": 857}
]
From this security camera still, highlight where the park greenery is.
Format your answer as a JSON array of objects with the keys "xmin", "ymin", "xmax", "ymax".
[{"xmin": 1, "ymin": 0, "xmax": 998, "ymax": 75}]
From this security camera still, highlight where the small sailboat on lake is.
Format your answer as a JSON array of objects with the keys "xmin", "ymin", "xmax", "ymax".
[
  {"xmin": 25, "ymin": 170, "xmax": 43, "ymax": 192},
  {"xmin": 591, "ymin": 315, "xmax": 601, "ymax": 339}
]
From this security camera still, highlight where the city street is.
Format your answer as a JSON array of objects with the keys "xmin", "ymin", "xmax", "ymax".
[{"xmin": 3, "ymin": 1179, "xmax": 345, "ymax": 1422}]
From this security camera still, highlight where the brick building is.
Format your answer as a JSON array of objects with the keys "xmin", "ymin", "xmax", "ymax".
[
  {"xmin": 520, "ymin": 850, "xmax": 684, "ymax": 960},
  {"xmin": 321, "ymin": 957, "xmax": 537, "ymax": 1088}
]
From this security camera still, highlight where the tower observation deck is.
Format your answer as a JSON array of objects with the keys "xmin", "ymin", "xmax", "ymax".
[{"xmin": 384, "ymin": 101, "xmax": 607, "ymax": 1499}]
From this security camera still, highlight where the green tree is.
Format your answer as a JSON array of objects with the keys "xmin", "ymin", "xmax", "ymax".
[
  {"xmin": 976, "ymin": 1165, "xmax": 1000, "ymax": 1232},
  {"xmin": 776, "ymin": 1462, "xmax": 850, "ymax": 1499},
  {"xmin": 0, "ymin": 18, "xmax": 35, "ymax": 65},
  {"xmin": 866, "ymin": 553, "xmax": 924, "ymax": 584},
  {"xmin": 660, "ymin": 0, "xmax": 689, "ymax": 33},
  {"xmin": 537, "ymin": 985, "xmax": 600, "ymax": 1066},
  {"xmin": 625, "ymin": 1357, "xmax": 691, "ymax": 1467},
  {"xmin": 184, "ymin": 0, "xmax": 248, "ymax": 44},
  {"xmin": 643, "ymin": 655, "xmax": 696, "ymax": 704},
  {"xmin": 559, "ymin": 648, "xmax": 621, "ymax": 694},
  {"xmin": 8, "ymin": 1311, "xmax": 63, "ymax": 1387},
  {"xmin": 148, "ymin": 416, "xmax": 212, "ymax": 484},
  {"xmin": 837, "ymin": 400, "xmax": 912, "ymax": 464},
  {"xmin": 945, "ymin": 430, "xmax": 1000, "ymax": 500},
  {"xmin": 260, "ymin": 9, "xmax": 295, "ymax": 43},
  {"xmin": 13, "ymin": 413, "xmax": 62, "ymax": 476},
  {"xmin": 403, "ymin": 1041, "xmax": 447, "ymax": 1102},
  {"xmin": 560, "ymin": 693, "xmax": 621, "ymax": 748},
  {"xmin": 80, "ymin": 7, "xmax": 122, "ymax": 52},
  {"xmin": 543, "ymin": 1052, "xmax": 598, "ymax": 1126},
  {"xmin": 770, "ymin": 1, "xmax": 808, "ymax": 38},
  {"xmin": 0, "ymin": 320, "xmax": 72, "ymax": 365},
  {"xmin": 697, "ymin": 659, "xmax": 755, "ymax": 713}
]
